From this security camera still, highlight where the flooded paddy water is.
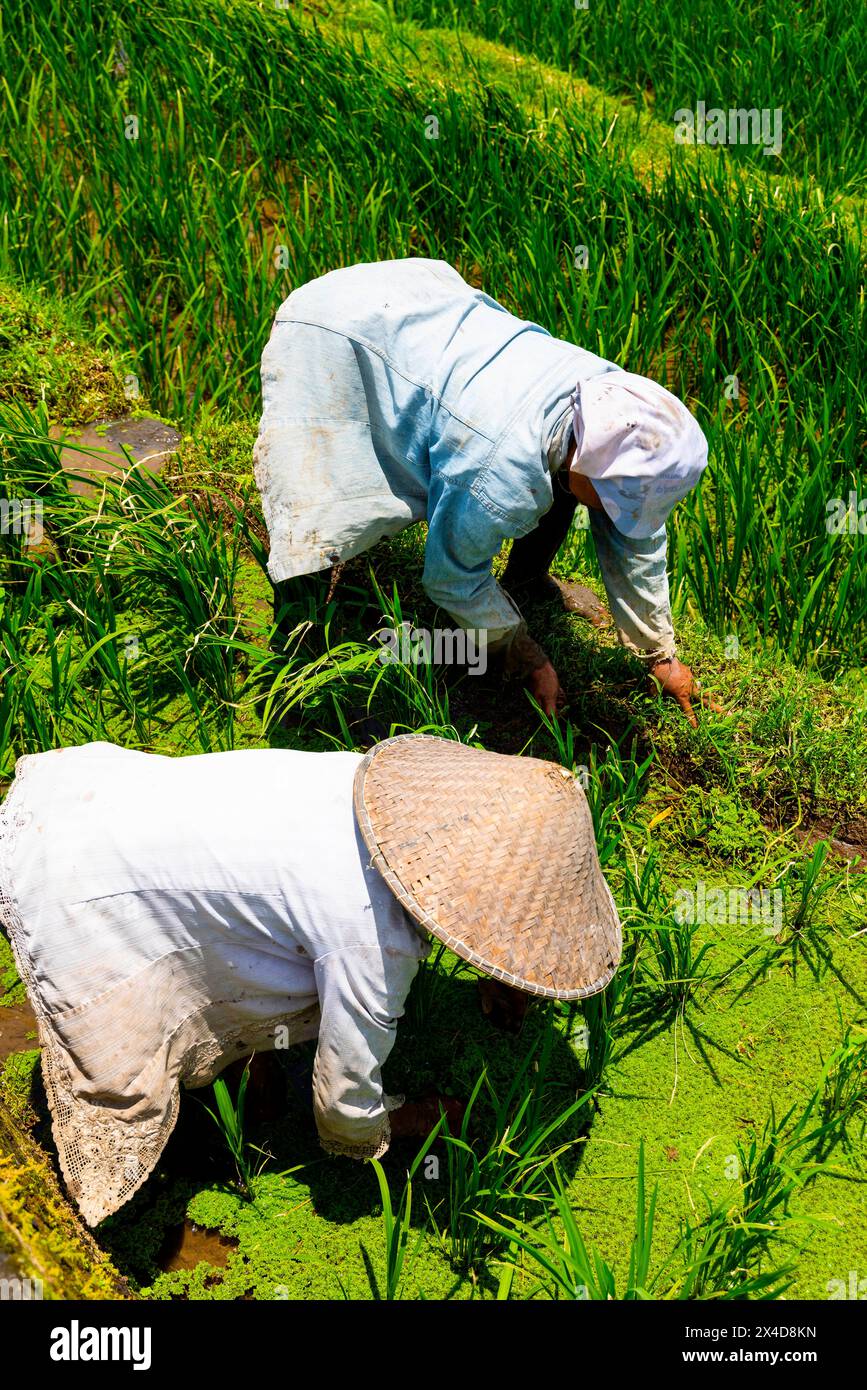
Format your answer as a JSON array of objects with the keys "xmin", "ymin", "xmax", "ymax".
[{"xmin": 51, "ymin": 417, "xmax": 181, "ymax": 494}]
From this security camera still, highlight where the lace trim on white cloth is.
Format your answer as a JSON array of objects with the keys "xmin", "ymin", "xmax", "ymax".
[
  {"xmin": 318, "ymin": 1119, "xmax": 391, "ymax": 1161},
  {"xmin": 0, "ymin": 756, "xmax": 313, "ymax": 1227},
  {"xmin": 316, "ymin": 1091, "xmax": 404, "ymax": 1161}
]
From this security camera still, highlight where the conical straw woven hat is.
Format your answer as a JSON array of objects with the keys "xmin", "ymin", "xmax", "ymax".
[{"xmin": 353, "ymin": 735, "xmax": 622, "ymax": 1000}]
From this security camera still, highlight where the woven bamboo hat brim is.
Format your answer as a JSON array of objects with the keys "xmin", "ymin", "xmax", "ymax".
[{"xmin": 353, "ymin": 735, "xmax": 622, "ymax": 1001}]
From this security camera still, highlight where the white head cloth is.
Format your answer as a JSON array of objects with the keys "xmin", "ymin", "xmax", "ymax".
[{"xmin": 571, "ymin": 371, "xmax": 708, "ymax": 538}]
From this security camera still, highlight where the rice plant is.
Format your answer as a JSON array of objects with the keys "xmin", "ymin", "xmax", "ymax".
[
  {"xmin": 363, "ymin": 1120, "xmax": 445, "ymax": 1300},
  {"xmin": 1, "ymin": 0, "xmax": 863, "ymax": 669},
  {"xmin": 0, "ymin": 0, "xmax": 863, "ymax": 1307},
  {"xmin": 200, "ymin": 1058, "xmax": 272, "ymax": 1199},
  {"xmin": 482, "ymin": 1086, "xmax": 839, "ymax": 1300},
  {"xmin": 482, "ymin": 1143, "xmax": 658, "ymax": 1300},
  {"xmin": 428, "ymin": 1024, "xmax": 595, "ymax": 1274},
  {"xmin": 623, "ymin": 851, "xmax": 714, "ymax": 1010},
  {"xmin": 391, "ymin": 0, "xmax": 866, "ymax": 191}
]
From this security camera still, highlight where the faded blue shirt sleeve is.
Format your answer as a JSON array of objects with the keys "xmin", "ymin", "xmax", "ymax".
[
  {"xmin": 312, "ymin": 942, "xmax": 423, "ymax": 1158},
  {"xmin": 421, "ymin": 475, "xmax": 529, "ymax": 647},
  {"xmin": 588, "ymin": 507, "xmax": 676, "ymax": 664}
]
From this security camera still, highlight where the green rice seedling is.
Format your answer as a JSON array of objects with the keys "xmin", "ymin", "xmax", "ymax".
[
  {"xmin": 480, "ymin": 1143, "xmax": 658, "ymax": 1299},
  {"xmin": 532, "ymin": 706, "xmax": 654, "ymax": 868},
  {"xmin": 734, "ymin": 1091, "xmax": 839, "ymax": 1226},
  {"xmin": 752, "ymin": 841, "xmax": 852, "ymax": 977},
  {"xmin": 671, "ymin": 1209, "xmax": 796, "ymax": 1301},
  {"xmin": 0, "ymin": 414, "xmax": 255, "ymax": 745},
  {"xmin": 38, "ymin": 559, "xmax": 151, "ymax": 744},
  {"xmin": 200, "ymin": 1058, "xmax": 271, "ymax": 1199},
  {"xmin": 817, "ymin": 1016, "xmax": 867, "ymax": 1155},
  {"xmin": 430, "ymin": 1025, "xmax": 595, "ymax": 1274},
  {"xmin": 484, "ymin": 1106, "xmax": 820, "ymax": 1300},
  {"xmin": 237, "ymin": 633, "xmax": 384, "ymax": 736},
  {"xmin": 660, "ymin": 1090, "xmax": 841, "ymax": 1299},
  {"xmin": 365, "ymin": 575, "xmax": 461, "ymax": 736},
  {"xmin": 363, "ymin": 1119, "xmax": 445, "ymax": 1300},
  {"xmin": 785, "ymin": 840, "xmax": 847, "ymax": 935},
  {"xmin": 529, "ymin": 702, "xmax": 578, "ymax": 772},
  {"xmin": 651, "ymin": 919, "xmax": 714, "ymax": 1013},
  {"xmin": 623, "ymin": 851, "xmax": 714, "ymax": 1010},
  {"xmin": 3, "ymin": 589, "xmax": 122, "ymax": 752},
  {"xmin": 584, "ymin": 736, "xmax": 655, "ymax": 869},
  {"xmin": 97, "ymin": 468, "xmax": 247, "ymax": 710},
  {"xmin": 667, "ymin": 1099, "xmax": 828, "ymax": 1299}
]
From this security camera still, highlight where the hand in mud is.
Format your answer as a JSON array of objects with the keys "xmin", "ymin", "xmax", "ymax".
[
  {"xmin": 528, "ymin": 659, "xmax": 565, "ymax": 718},
  {"xmin": 648, "ymin": 657, "xmax": 723, "ymax": 728},
  {"xmin": 389, "ymin": 1095, "xmax": 466, "ymax": 1138}
]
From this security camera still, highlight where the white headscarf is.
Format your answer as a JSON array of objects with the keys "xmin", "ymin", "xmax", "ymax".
[{"xmin": 571, "ymin": 371, "xmax": 708, "ymax": 538}]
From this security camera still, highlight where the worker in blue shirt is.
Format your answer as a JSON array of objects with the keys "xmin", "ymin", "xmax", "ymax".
[{"xmin": 254, "ymin": 258, "xmax": 714, "ymax": 723}]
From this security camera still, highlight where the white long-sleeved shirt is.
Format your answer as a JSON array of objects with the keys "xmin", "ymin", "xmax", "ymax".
[{"xmin": 0, "ymin": 742, "xmax": 429, "ymax": 1225}]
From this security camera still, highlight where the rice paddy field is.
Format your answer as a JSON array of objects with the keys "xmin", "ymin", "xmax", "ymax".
[{"xmin": 0, "ymin": 0, "xmax": 865, "ymax": 1306}]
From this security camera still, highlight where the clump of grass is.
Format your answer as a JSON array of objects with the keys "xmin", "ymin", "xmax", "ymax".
[
  {"xmin": 362, "ymin": 1120, "xmax": 445, "ymax": 1301},
  {"xmin": 484, "ymin": 1079, "xmax": 841, "ymax": 1301},
  {"xmin": 624, "ymin": 850, "xmax": 714, "ymax": 1011},
  {"xmin": 429, "ymin": 1024, "xmax": 595, "ymax": 1275},
  {"xmin": 200, "ymin": 1058, "xmax": 272, "ymax": 1199}
]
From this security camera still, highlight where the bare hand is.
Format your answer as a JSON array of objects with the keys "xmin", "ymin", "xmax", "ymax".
[
  {"xmin": 528, "ymin": 659, "xmax": 565, "ymax": 717},
  {"xmin": 648, "ymin": 656, "xmax": 722, "ymax": 727}
]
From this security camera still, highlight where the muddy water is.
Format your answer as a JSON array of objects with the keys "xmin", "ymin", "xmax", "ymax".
[
  {"xmin": 795, "ymin": 820, "xmax": 867, "ymax": 868},
  {"xmin": 159, "ymin": 1220, "xmax": 238, "ymax": 1273},
  {"xmin": 0, "ymin": 1000, "xmax": 37, "ymax": 1063},
  {"xmin": 0, "ymin": 1247, "xmax": 22, "ymax": 1282},
  {"xmin": 51, "ymin": 417, "xmax": 181, "ymax": 495}
]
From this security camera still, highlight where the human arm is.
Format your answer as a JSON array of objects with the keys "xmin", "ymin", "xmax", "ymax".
[
  {"xmin": 588, "ymin": 507, "xmax": 716, "ymax": 724},
  {"xmin": 312, "ymin": 945, "xmax": 420, "ymax": 1158},
  {"xmin": 422, "ymin": 478, "xmax": 564, "ymax": 710},
  {"xmin": 587, "ymin": 505, "xmax": 677, "ymax": 664}
]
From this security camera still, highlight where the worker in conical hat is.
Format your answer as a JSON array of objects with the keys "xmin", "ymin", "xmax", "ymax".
[
  {"xmin": 254, "ymin": 258, "xmax": 716, "ymax": 725},
  {"xmin": 0, "ymin": 735, "xmax": 619, "ymax": 1226}
]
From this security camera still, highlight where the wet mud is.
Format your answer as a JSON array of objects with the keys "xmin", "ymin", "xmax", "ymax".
[{"xmin": 51, "ymin": 417, "xmax": 181, "ymax": 495}]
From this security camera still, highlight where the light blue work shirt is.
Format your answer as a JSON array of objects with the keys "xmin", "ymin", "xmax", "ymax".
[{"xmin": 254, "ymin": 258, "xmax": 675, "ymax": 663}]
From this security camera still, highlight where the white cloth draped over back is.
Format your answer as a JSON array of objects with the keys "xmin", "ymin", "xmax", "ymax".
[{"xmin": 0, "ymin": 743, "xmax": 429, "ymax": 1226}]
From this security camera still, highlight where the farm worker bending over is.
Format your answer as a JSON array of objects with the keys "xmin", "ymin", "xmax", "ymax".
[
  {"xmin": 254, "ymin": 258, "xmax": 712, "ymax": 723},
  {"xmin": 0, "ymin": 735, "xmax": 620, "ymax": 1227}
]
